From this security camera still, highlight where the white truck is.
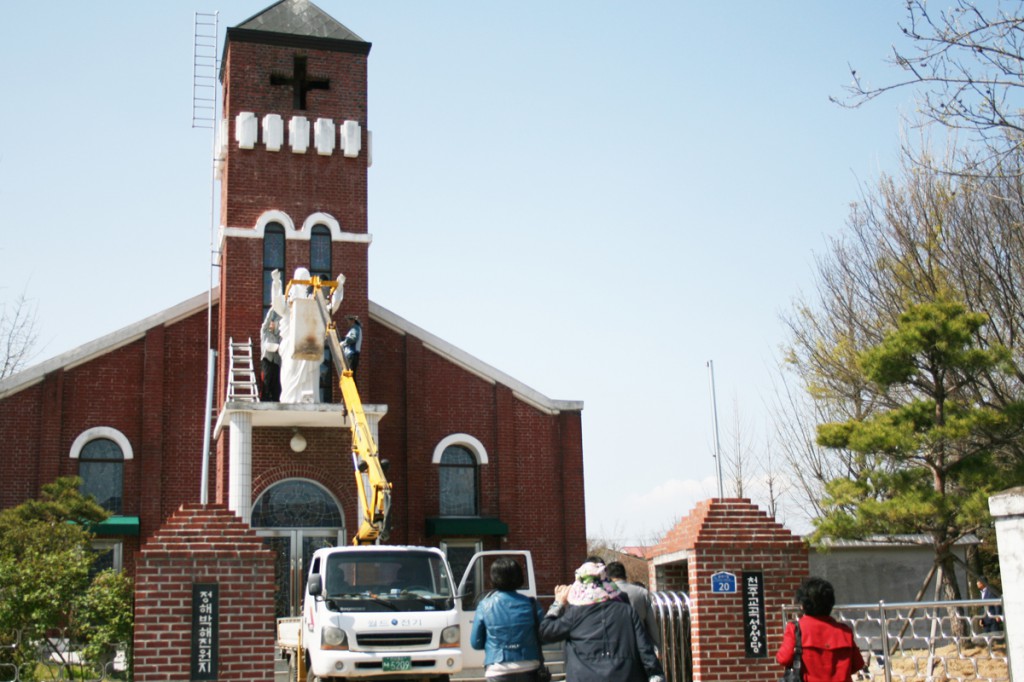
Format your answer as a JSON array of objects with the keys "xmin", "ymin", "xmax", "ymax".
[{"xmin": 277, "ymin": 547, "xmax": 537, "ymax": 682}]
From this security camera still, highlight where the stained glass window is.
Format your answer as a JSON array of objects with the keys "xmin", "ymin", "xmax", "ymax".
[
  {"xmin": 439, "ymin": 445, "xmax": 478, "ymax": 516},
  {"xmin": 263, "ymin": 222, "xmax": 286, "ymax": 316},
  {"xmin": 310, "ymin": 224, "xmax": 331, "ymax": 279},
  {"xmin": 309, "ymin": 224, "xmax": 334, "ymax": 401},
  {"xmin": 79, "ymin": 438, "xmax": 123, "ymax": 514},
  {"xmin": 251, "ymin": 479, "xmax": 342, "ymax": 528}
]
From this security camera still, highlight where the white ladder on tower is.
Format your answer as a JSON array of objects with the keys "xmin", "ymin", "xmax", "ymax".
[
  {"xmin": 191, "ymin": 12, "xmax": 219, "ymax": 130},
  {"xmin": 227, "ymin": 338, "xmax": 259, "ymax": 402}
]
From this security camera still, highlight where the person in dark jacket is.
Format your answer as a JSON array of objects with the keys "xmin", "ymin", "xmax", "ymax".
[
  {"xmin": 341, "ymin": 315, "xmax": 362, "ymax": 373},
  {"xmin": 775, "ymin": 577, "xmax": 865, "ymax": 682},
  {"xmin": 539, "ymin": 561, "xmax": 664, "ymax": 682},
  {"xmin": 977, "ymin": 577, "xmax": 1004, "ymax": 634},
  {"xmin": 471, "ymin": 558, "xmax": 545, "ymax": 681}
]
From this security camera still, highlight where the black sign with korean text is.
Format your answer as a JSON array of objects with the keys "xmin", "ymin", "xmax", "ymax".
[
  {"xmin": 742, "ymin": 571, "xmax": 767, "ymax": 658},
  {"xmin": 191, "ymin": 583, "xmax": 219, "ymax": 680}
]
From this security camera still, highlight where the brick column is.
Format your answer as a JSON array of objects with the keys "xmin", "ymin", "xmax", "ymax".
[
  {"xmin": 140, "ymin": 327, "xmax": 165, "ymax": 534},
  {"xmin": 134, "ymin": 504, "xmax": 275, "ymax": 681},
  {"xmin": 37, "ymin": 369, "xmax": 64, "ymax": 490},
  {"xmin": 651, "ymin": 498, "xmax": 808, "ymax": 682}
]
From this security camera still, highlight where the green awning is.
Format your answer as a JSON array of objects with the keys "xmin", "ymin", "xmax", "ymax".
[
  {"xmin": 425, "ymin": 517, "xmax": 508, "ymax": 537},
  {"xmin": 92, "ymin": 516, "xmax": 140, "ymax": 537}
]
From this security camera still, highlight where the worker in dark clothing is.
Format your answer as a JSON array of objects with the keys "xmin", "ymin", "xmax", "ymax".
[{"xmin": 342, "ymin": 316, "xmax": 362, "ymax": 373}]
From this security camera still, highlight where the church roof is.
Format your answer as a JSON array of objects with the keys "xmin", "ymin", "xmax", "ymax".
[
  {"xmin": 235, "ymin": 0, "xmax": 365, "ymax": 42},
  {"xmin": 0, "ymin": 292, "xmax": 584, "ymax": 415}
]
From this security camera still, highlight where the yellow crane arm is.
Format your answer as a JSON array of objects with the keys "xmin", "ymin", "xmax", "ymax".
[{"xmin": 293, "ymin": 276, "xmax": 392, "ymax": 545}]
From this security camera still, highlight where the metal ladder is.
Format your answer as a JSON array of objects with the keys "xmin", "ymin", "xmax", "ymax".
[
  {"xmin": 227, "ymin": 337, "xmax": 259, "ymax": 402},
  {"xmin": 191, "ymin": 12, "xmax": 219, "ymax": 130}
]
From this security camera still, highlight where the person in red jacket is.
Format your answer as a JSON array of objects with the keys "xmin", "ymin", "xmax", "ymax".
[{"xmin": 776, "ymin": 577, "xmax": 865, "ymax": 682}]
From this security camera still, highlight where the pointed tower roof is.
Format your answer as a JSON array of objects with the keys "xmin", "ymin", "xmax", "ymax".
[
  {"xmin": 225, "ymin": 0, "xmax": 371, "ymax": 61},
  {"xmin": 236, "ymin": 0, "xmax": 365, "ymax": 41}
]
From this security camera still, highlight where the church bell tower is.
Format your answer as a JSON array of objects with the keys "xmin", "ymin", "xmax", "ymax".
[
  {"xmin": 213, "ymin": 0, "xmax": 374, "ymax": 514},
  {"xmin": 217, "ymin": 0, "xmax": 372, "ymax": 404}
]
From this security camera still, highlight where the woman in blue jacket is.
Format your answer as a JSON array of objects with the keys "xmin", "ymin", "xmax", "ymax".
[{"xmin": 471, "ymin": 558, "xmax": 545, "ymax": 681}]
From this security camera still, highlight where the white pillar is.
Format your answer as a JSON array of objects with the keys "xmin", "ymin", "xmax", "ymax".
[
  {"xmin": 228, "ymin": 412, "xmax": 253, "ymax": 524},
  {"xmin": 989, "ymin": 486, "xmax": 1024, "ymax": 681}
]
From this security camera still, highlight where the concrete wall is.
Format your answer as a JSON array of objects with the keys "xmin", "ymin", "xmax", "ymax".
[{"xmin": 809, "ymin": 541, "xmax": 973, "ymax": 605}]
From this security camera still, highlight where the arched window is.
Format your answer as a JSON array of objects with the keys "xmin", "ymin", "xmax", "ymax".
[
  {"xmin": 263, "ymin": 221, "xmax": 286, "ymax": 317},
  {"xmin": 251, "ymin": 479, "xmax": 343, "ymax": 528},
  {"xmin": 310, "ymin": 224, "xmax": 334, "ymax": 402},
  {"xmin": 79, "ymin": 438, "xmax": 124, "ymax": 514},
  {"xmin": 439, "ymin": 445, "xmax": 479, "ymax": 516},
  {"xmin": 310, "ymin": 224, "xmax": 332, "ymax": 280}
]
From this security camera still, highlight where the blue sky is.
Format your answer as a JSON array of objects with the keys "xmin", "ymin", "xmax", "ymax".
[{"xmin": 1, "ymin": 1, "xmax": 916, "ymax": 544}]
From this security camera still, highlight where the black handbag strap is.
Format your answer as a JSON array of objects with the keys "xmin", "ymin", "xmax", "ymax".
[{"xmin": 793, "ymin": 619, "xmax": 803, "ymax": 674}]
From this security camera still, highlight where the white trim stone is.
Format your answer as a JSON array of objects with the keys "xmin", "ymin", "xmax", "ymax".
[
  {"xmin": 432, "ymin": 433, "xmax": 489, "ymax": 465},
  {"xmin": 70, "ymin": 426, "xmax": 134, "ymax": 460}
]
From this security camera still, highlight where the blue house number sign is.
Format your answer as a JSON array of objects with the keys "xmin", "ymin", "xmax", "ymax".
[{"xmin": 711, "ymin": 571, "xmax": 737, "ymax": 594}]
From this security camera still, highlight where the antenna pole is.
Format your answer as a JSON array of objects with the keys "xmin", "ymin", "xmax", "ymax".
[{"xmin": 707, "ymin": 360, "xmax": 724, "ymax": 500}]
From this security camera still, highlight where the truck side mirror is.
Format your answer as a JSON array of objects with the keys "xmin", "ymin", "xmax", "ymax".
[{"xmin": 307, "ymin": 575, "xmax": 323, "ymax": 597}]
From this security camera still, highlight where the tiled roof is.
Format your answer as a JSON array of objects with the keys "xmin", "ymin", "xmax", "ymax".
[{"xmin": 236, "ymin": 0, "xmax": 365, "ymax": 41}]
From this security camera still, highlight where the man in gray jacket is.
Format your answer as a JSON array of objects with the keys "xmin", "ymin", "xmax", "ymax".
[{"xmin": 606, "ymin": 561, "xmax": 661, "ymax": 651}]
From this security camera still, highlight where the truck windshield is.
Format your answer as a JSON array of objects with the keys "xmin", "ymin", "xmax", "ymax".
[{"xmin": 322, "ymin": 551, "xmax": 454, "ymax": 611}]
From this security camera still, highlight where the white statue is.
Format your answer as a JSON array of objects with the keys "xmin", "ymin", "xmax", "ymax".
[{"xmin": 271, "ymin": 267, "xmax": 345, "ymax": 403}]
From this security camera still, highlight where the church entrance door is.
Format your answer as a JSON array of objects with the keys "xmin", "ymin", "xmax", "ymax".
[
  {"xmin": 251, "ymin": 479, "xmax": 346, "ymax": 618},
  {"xmin": 260, "ymin": 529, "xmax": 338, "ymax": 618}
]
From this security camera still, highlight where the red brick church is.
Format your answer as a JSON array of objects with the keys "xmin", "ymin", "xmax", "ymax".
[{"xmin": 0, "ymin": 0, "xmax": 585, "ymax": 615}]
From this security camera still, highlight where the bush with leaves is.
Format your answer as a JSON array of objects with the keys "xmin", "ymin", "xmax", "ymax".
[
  {"xmin": 0, "ymin": 477, "xmax": 133, "ymax": 681},
  {"xmin": 74, "ymin": 569, "xmax": 134, "ymax": 678}
]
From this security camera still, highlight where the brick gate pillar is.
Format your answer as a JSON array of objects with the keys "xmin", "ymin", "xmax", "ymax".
[
  {"xmin": 134, "ymin": 504, "xmax": 276, "ymax": 681},
  {"xmin": 651, "ymin": 498, "xmax": 808, "ymax": 682}
]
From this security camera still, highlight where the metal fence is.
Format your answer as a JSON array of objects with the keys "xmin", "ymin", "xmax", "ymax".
[
  {"xmin": 784, "ymin": 599, "xmax": 1010, "ymax": 682},
  {"xmin": 14, "ymin": 595, "xmax": 1002, "ymax": 682},
  {"xmin": 0, "ymin": 628, "xmax": 130, "ymax": 682}
]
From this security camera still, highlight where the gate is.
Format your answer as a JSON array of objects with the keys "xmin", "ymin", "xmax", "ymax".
[
  {"xmin": 652, "ymin": 591, "xmax": 692, "ymax": 682},
  {"xmin": 783, "ymin": 598, "xmax": 1009, "ymax": 682}
]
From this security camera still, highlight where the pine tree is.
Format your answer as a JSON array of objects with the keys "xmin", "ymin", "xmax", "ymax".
[{"xmin": 814, "ymin": 300, "xmax": 1024, "ymax": 601}]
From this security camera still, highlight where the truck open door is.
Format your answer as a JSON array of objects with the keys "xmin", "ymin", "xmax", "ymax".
[{"xmin": 456, "ymin": 550, "xmax": 537, "ymax": 671}]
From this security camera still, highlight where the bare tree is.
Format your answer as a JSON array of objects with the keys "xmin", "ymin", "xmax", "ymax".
[
  {"xmin": 836, "ymin": 0, "xmax": 1024, "ymax": 154},
  {"xmin": 758, "ymin": 431, "xmax": 786, "ymax": 521},
  {"xmin": 778, "ymin": 143, "xmax": 1024, "ymax": 548},
  {"xmin": 724, "ymin": 397, "xmax": 753, "ymax": 499},
  {"xmin": 0, "ymin": 291, "xmax": 38, "ymax": 379}
]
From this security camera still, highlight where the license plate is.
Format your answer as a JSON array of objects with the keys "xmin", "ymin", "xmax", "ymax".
[{"xmin": 382, "ymin": 657, "xmax": 412, "ymax": 672}]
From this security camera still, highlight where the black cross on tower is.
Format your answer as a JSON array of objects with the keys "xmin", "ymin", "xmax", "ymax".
[{"xmin": 270, "ymin": 55, "xmax": 330, "ymax": 110}]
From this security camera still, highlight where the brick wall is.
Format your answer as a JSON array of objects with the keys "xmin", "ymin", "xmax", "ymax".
[
  {"xmin": 651, "ymin": 498, "xmax": 808, "ymax": 682},
  {"xmin": 0, "ymin": 305, "xmax": 213, "ymax": 537},
  {"xmin": 134, "ymin": 504, "xmax": 275, "ymax": 682},
  {"xmin": 363, "ymin": 322, "xmax": 586, "ymax": 594}
]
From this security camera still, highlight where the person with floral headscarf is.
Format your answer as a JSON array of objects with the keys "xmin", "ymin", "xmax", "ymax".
[{"xmin": 539, "ymin": 561, "xmax": 664, "ymax": 682}]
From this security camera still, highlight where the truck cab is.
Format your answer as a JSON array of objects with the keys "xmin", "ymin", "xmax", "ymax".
[
  {"xmin": 287, "ymin": 546, "xmax": 537, "ymax": 681},
  {"xmin": 301, "ymin": 545, "xmax": 461, "ymax": 680}
]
